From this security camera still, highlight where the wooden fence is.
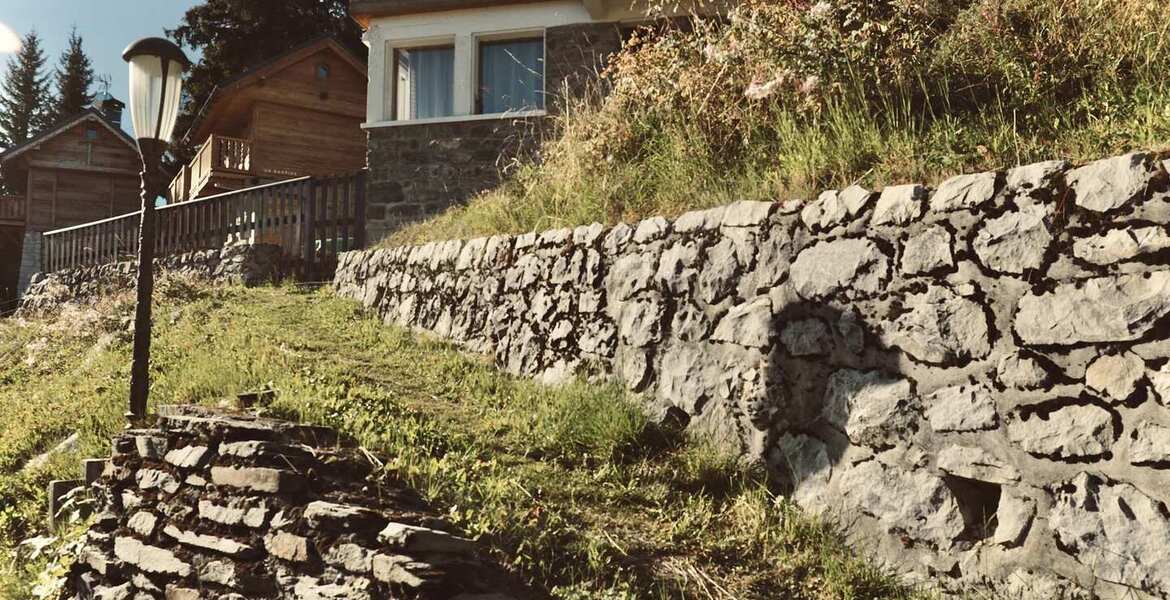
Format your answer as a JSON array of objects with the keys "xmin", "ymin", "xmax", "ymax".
[{"xmin": 41, "ymin": 171, "xmax": 367, "ymax": 277}]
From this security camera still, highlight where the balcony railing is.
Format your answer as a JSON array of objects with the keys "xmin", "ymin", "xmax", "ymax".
[
  {"xmin": 0, "ymin": 194, "xmax": 25, "ymax": 224},
  {"xmin": 169, "ymin": 134, "xmax": 254, "ymax": 203}
]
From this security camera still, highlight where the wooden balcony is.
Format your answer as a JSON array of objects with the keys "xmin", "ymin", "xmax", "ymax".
[
  {"xmin": 0, "ymin": 194, "xmax": 25, "ymax": 226},
  {"xmin": 169, "ymin": 134, "xmax": 254, "ymax": 203}
]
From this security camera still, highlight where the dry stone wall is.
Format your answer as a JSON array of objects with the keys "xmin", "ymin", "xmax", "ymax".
[
  {"xmin": 65, "ymin": 406, "xmax": 529, "ymax": 600},
  {"xmin": 334, "ymin": 151, "xmax": 1170, "ymax": 598},
  {"xmin": 17, "ymin": 243, "xmax": 286, "ymax": 315}
]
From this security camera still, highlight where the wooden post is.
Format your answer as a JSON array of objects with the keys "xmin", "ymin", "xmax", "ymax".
[
  {"xmin": 128, "ymin": 140, "xmax": 165, "ymax": 423},
  {"xmin": 354, "ymin": 171, "xmax": 368, "ymax": 250},
  {"xmin": 303, "ymin": 179, "xmax": 318, "ymax": 278}
]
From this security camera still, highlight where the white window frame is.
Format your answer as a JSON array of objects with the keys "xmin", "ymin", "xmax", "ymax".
[
  {"xmin": 473, "ymin": 29, "xmax": 548, "ymax": 116},
  {"xmin": 384, "ymin": 36, "xmax": 458, "ymax": 122},
  {"xmin": 362, "ymin": 1, "xmax": 593, "ymax": 129}
]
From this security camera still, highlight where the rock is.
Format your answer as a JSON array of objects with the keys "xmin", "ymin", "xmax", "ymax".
[
  {"xmin": 135, "ymin": 469, "xmax": 180, "ymax": 494},
  {"xmin": 1005, "ymin": 160, "xmax": 1069, "ymax": 196},
  {"xmin": 1073, "ymin": 226, "xmax": 1170, "ymax": 265},
  {"xmin": 210, "ymin": 466, "xmax": 303, "ymax": 494},
  {"xmin": 972, "ymin": 204, "xmax": 1053, "ymax": 274},
  {"xmin": 800, "ymin": 185, "xmax": 872, "ymax": 229},
  {"xmin": 1151, "ymin": 364, "xmax": 1170, "ymax": 405},
  {"xmin": 199, "ymin": 499, "xmax": 269, "ymax": 528},
  {"xmin": 607, "ymin": 252, "xmax": 657, "ymax": 301},
  {"xmin": 323, "ymin": 542, "xmax": 374, "ymax": 573},
  {"xmin": 617, "ymin": 296, "xmax": 665, "ymax": 347},
  {"xmin": 199, "ymin": 560, "xmax": 267, "ymax": 593},
  {"xmin": 371, "ymin": 554, "xmax": 425, "ymax": 587},
  {"xmin": 1006, "ymin": 404, "xmax": 1114, "ymax": 459},
  {"xmin": 834, "ymin": 460, "xmax": 964, "ymax": 545},
  {"xmin": 1001, "ymin": 569, "xmax": 1089, "ymax": 600},
  {"xmin": 134, "ymin": 435, "xmax": 167, "ymax": 459},
  {"xmin": 778, "ymin": 318, "xmax": 830, "ymax": 356},
  {"xmin": 633, "ymin": 216, "xmax": 670, "ymax": 243},
  {"xmin": 697, "ymin": 238, "xmax": 741, "ymax": 304},
  {"xmin": 113, "ymin": 537, "xmax": 191, "ymax": 577},
  {"xmin": 670, "ymin": 302, "xmax": 712, "ymax": 342},
  {"xmin": 930, "ymin": 172, "xmax": 997, "ymax": 212},
  {"xmin": 900, "ymin": 226, "xmax": 954, "ymax": 274},
  {"xmin": 1067, "ymin": 152, "xmax": 1158, "ymax": 212},
  {"xmin": 937, "ymin": 445, "xmax": 1020, "ymax": 484},
  {"xmin": 1084, "ymin": 352, "xmax": 1146, "ymax": 403},
  {"xmin": 924, "ymin": 383, "xmax": 998, "ymax": 432},
  {"xmin": 656, "ymin": 343, "xmax": 723, "ymax": 413},
  {"xmin": 1129, "ymin": 421, "xmax": 1170, "ymax": 464},
  {"xmin": 872, "ymin": 184, "xmax": 927, "ymax": 225},
  {"xmin": 772, "ymin": 433, "xmax": 831, "ymax": 511},
  {"xmin": 822, "ymin": 369, "xmax": 917, "ymax": 448},
  {"xmin": 303, "ymin": 501, "xmax": 386, "ymax": 531},
  {"xmin": 881, "ymin": 285, "xmax": 990, "ymax": 365},
  {"xmin": 997, "ymin": 352, "xmax": 1048, "ymax": 389},
  {"xmin": 1014, "ymin": 271, "xmax": 1170, "ymax": 345},
  {"xmin": 674, "ymin": 206, "xmax": 725, "ymax": 232},
  {"xmin": 993, "ymin": 490, "xmax": 1036, "ymax": 547},
  {"xmin": 292, "ymin": 575, "xmax": 373, "ymax": 600},
  {"xmin": 790, "ymin": 238, "xmax": 890, "ymax": 299},
  {"xmin": 164, "ymin": 587, "xmax": 200, "ymax": 600},
  {"xmin": 655, "ymin": 240, "xmax": 701, "ymax": 294},
  {"xmin": 163, "ymin": 525, "xmax": 255, "ymax": 557},
  {"xmin": 711, "ymin": 296, "xmax": 773, "ymax": 348},
  {"xmin": 721, "ymin": 200, "xmax": 776, "ymax": 227},
  {"xmin": 378, "ymin": 523, "xmax": 476, "ymax": 555},
  {"xmin": 126, "ymin": 511, "xmax": 158, "ymax": 537},
  {"xmin": 163, "ymin": 445, "xmax": 209, "ymax": 469},
  {"xmin": 93, "ymin": 583, "xmax": 133, "ymax": 600},
  {"xmin": 1049, "ymin": 473, "xmax": 1170, "ymax": 595},
  {"xmin": 265, "ymin": 531, "xmax": 312, "ymax": 563}
]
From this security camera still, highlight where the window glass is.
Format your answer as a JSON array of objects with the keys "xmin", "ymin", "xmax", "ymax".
[
  {"xmin": 395, "ymin": 46, "xmax": 455, "ymax": 120},
  {"xmin": 478, "ymin": 38, "xmax": 544, "ymax": 114}
]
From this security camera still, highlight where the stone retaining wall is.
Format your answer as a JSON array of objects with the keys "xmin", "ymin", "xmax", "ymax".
[
  {"xmin": 16, "ymin": 243, "xmax": 286, "ymax": 316},
  {"xmin": 335, "ymin": 151, "xmax": 1170, "ymax": 598},
  {"xmin": 65, "ymin": 406, "xmax": 528, "ymax": 600}
]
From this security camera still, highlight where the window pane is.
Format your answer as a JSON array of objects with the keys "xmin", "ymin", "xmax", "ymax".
[
  {"xmin": 396, "ymin": 46, "xmax": 454, "ymax": 120},
  {"xmin": 479, "ymin": 38, "xmax": 544, "ymax": 114}
]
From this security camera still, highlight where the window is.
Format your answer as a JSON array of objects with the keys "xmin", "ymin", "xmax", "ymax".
[
  {"xmin": 477, "ymin": 37, "xmax": 544, "ymax": 114},
  {"xmin": 85, "ymin": 128, "xmax": 98, "ymax": 141},
  {"xmin": 394, "ymin": 45, "xmax": 455, "ymax": 120},
  {"xmin": 316, "ymin": 63, "xmax": 330, "ymax": 80}
]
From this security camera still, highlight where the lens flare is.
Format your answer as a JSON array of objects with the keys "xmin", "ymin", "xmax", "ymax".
[{"xmin": 0, "ymin": 22, "xmax": 20, "ymax": 55}]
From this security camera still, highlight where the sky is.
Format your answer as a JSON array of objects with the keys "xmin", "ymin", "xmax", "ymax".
[{"xmin": 0, "ymin": 0, "xmax": 202, "ymax": 132}]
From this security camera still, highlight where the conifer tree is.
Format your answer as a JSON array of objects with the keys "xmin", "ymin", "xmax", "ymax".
[
  {"xmin": 0, "ymin": 30, "xmax": 52, "ymax": 147},
  {"xmin": 52, "ymin": 27, "xmax": 94, "ymax": 123}
]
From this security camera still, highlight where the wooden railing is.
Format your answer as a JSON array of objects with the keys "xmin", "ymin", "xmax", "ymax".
[
  {"xmin": 171, "ymin": 134, "xmax": 254, "ymax": 203},
  {"xmin": 0, "ymin": 194, "xmax": 25, "ymax": 224},
  {"xmin": 42, "ymin": 171, "xmax": 367, "ymax": 277}
]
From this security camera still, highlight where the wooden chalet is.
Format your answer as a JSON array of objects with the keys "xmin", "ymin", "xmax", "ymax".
[
  {"xmin": 0, "ymin": 101, "xmax": 141, "ymax": 304},
  {"xmin": 169, "ymin": 37, "xmax": 368, "ymax": 203}
]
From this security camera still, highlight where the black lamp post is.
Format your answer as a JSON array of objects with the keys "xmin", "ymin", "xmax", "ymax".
[{"xmin": 122, "ymin": 38, "xmax": 190, "ymax": 423}]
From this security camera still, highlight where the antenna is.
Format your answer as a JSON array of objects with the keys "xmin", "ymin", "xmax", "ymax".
[{"xmin": 96, "ymin": 74, "xmax": 112, "ymax": 98}]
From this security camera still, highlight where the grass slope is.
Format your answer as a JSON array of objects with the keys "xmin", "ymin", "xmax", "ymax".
[{"xmin": 0, "ymin": 280, "xmax": 932, "ymax": 599}]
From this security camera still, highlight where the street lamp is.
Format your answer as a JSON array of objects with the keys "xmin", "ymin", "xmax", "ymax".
[{"xmin": 122, "ymin": 37, "xmax": 190, "ymax": 423}]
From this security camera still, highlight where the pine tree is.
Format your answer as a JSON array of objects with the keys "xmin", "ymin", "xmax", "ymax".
[
  {"xmin": 0, "ymin": 30, "xmax": 52, "ymax": 147},
  {"xmin": 52, "ymin": 27, "xmax": 94, "ymax": 123}
]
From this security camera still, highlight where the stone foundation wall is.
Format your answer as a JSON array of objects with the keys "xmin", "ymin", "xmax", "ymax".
[
  {"xmin": 335, "ymin": 151, "xmax": 1170, "ymax": 598},
  {"xmin": 363, "ymin": 22, "xmax": 624, "ymax": 243},
  {"xmin": 65, "ymin": 406, "xmax": 528, "ymax": 599},
  {"xmin": 17, "ymin": 243, "xmax": 286, "ymax": 315}
]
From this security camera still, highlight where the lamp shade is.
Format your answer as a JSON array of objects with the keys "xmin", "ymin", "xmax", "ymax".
[{"xmin": 122, "ymin": 38, "xmax": 190, "ymax": 144}]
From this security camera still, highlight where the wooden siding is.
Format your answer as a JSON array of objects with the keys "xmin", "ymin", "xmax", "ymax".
[{"xmin": 250, "ymin": 101, "xmax": 366, "ymax": 178}]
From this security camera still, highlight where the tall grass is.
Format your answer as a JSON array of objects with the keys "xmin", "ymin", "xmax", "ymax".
[{"xmin": 389, "ymin": 0, "xmax": 1170, "ymax": 245}]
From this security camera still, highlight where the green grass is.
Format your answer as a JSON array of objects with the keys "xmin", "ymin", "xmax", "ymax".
[{"xmin": 0, "ymin": 280, "xmax": 933, "ymax": 599}]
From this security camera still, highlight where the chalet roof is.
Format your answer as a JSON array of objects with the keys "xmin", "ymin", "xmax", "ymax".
[
  {"xmin": 0, "ymin": 108, "xmax": 137, "ymax": 164},
  {"xmin": 182, "ymin": 36, "xmax": 367, "ymax": 145}
]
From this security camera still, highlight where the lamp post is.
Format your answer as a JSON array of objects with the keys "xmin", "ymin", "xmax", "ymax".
[{"xmin": 123, "ymin": 38, "xmax": 190, "ymax": 423}]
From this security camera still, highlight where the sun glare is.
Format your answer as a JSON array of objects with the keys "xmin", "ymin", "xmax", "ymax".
[{"xmin": 0, "ymin": 21, "xmax": 21, "ymax": 55}]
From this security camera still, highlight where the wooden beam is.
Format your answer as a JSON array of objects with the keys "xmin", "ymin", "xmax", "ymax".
[{"xmin": 26, "ymin": 161, "xmax": 141, "ymax": 177}]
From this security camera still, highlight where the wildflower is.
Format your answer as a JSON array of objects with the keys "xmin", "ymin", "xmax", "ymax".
[{"xmin": 808, "ymin": 2, "xmax": 832, "ymax": 20}]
